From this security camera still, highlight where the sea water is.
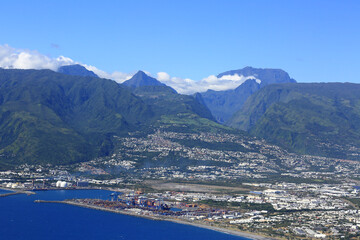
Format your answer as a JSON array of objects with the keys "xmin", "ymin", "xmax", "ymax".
[
  {"xmin": 0, "ymin": 189, "xmax": 249, "ymax": 240},
  {"xmin": 0, "ymin": 189, "xmax": 12, "ymax": 194}
]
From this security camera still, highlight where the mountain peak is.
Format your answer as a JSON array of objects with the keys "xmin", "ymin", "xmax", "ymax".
[
  {"xmin": 134, "ymin": 70, "xmax": 147, "ymax": 77},
  {"xmin": 58, "ymin": 64, "xmax": 98, "ymax": 78},
  {"xmin": 217, "ymin": 67, "xmax": 296, "ymax": 85},
  {"xmin": 123, "ymin": 70, "xmax": 165, "ymax": 88},
  {"xmin": 199, "ymin": 67, "xmax": 296, "ymax": 123}
]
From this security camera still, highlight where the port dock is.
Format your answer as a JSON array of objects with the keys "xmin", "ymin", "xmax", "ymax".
[{"xmin": 0, "ymin": 188, "xmax": 35, "ymax": 197}]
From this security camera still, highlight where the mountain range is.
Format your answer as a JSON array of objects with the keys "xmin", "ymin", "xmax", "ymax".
[
  {"xmin": 0, "ymin": 68, "xmax": 156, "ymax": 167},
  {"xmin": 0, "ymin": 68, "xmax": 217, "ymax": 168},
  {"xmin": 124, "ymin": 71, "xmax": 214, "ymax": 121},
  {"xmin": 228, "ymin": 82, "xmax": 360, "ymax": 160},
  {"xmin": 0, "ymin": 65, "xmax": 359, "ymax": 168},
  {"xmin": 198, "ymin": 67, "xmax": 296, "ymax": 123}
]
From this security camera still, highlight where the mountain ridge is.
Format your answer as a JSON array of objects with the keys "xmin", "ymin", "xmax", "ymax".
[
  {"xmin": 0, "ymin": 68, "xmax": 153, "ymax": 166},
  {"xmin": 199, "ymin": 67, "xmax": 296, "ymax": 123},
  {"xmin": 123, "ymin": 71, "xmax": 167, "ymax": 88},
  {"xmin": 125, "ymin": 71, "xmax": 215, "ymax": 121},
  {"xmin": 0, "ymin": 68, "xmax": 218, "ymax": 167},
  {"xmin": 58, "ymin": 64, "xmax": 98, "ymax": 78},
  {"xmin": 228, "ymin": 82, "xmax": 360, "ymax": 159}
]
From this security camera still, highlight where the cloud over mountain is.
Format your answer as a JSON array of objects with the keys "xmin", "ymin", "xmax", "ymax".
[
  {"xmin": 156, "ymin": 72, "xmax": 259, "ymax": 94},
  {"xmin": 82, "ymin": 64, "xmax": 133, "ymax": 83},
  {"xmin": 0, "ymin": 44, "xmax": 73, "ymax": 70},
  {"xmin": 0, "ymin": 44, "xmax": 257, "ymax": 94},
  {"xmin": 0, "ymin": 44, "xmax": 132, "ymax": 82}
]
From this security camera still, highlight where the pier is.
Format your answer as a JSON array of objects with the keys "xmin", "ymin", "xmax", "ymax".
[{"xmin": 0, "ymin": 189, "xmax": 35, "ymax": 197}]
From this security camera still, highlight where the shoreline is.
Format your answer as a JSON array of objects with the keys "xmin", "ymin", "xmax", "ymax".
[
  {"xmin": 38, "ymin": 200, "xmax": 274, "ymax": 240},
  {"xmin": 166, "ymin": 219, "xmax": 273, "ymax": 240}
]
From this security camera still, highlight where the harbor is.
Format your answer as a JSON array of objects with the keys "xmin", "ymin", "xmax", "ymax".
[
  {"xmin": 2, "ymin": 188, "xmax": 253, "ymax": 240},
  {"xmin": 34, "ymin": 198, "xmax": 273, "ymax": 240},
  {"xmin": 2, "ymin": 183, "xmax": 271, "ymax": 239}
]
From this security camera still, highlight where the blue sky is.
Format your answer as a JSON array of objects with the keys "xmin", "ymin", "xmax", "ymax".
[{"xmin": 1, "ymin": 0, "xmax": 360, "ymax": 92}]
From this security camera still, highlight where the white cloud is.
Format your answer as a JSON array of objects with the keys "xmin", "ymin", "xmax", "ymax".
[
  {"xmin": 0, "ymin": 44, "xmax": 260, "ymax": 94},
  {"xmin": 82, "ymin": 64, "xmax": 133, "ymax": 83},
  {"xmin": 0, "ymin": 44, "xmax": 75, "ymax": 70},
  {"xmin": 156, "ymin": 72, "xmax": 260, "ymax": 94},
  {"xmin": 0, "ymin": 44, "xmax": 132, "ymax": 83},
  {"xmin": 157, "ymin": 72, "xmax": 170, "ymax": 81}
]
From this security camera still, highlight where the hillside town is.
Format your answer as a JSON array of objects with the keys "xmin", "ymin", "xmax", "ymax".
[
  {"xmin": 2, "ymin": 175, "xmax": 360, "ymax": 239},
  {"xmin": 2, "ymin": 130, "xmax": 360, "ymax": 238},
  {"xmin": 85, "ymin": 130, "xmax": 360, "ymax": 182}
]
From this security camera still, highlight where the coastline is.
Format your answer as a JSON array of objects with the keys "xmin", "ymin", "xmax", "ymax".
[
  {"xmin": 166, "ymin": 219, "xmax": 273, "ymax": 240},
  {"xmin": 38, "ymin": 200, "xmax": 274, "ymax": 240}
]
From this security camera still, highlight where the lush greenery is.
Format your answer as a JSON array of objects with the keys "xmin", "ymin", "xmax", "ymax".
[
  {"xmin": 198, "ymin": 199, "xmax": 275, "ymax": 212},
  {"xmin": 0, "ymin": 69, "xmax": 153, "ymax": 165},
  {"xmin": 229, "ymin": 83, "xmax": 360, "ymax": 160},
  {"xmin": 0, "ymin": 68, "xmax": 227, "ymax": 167},
  {"xmin": 134, "ymin": 86, "xmax": 214, "ymax": 121},
  {"xmin": 157, "ymin": 113, "xmax": 234, "ymax": 133},
  {"xmin": 172, "ymin": 138, "xmax": 250, "ymax": 152},
  {"xmin": 125, "ymin": 71, "xmax": 214, "ymax": 121}
]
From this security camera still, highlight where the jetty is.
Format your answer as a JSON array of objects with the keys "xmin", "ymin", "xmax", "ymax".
[{"xmin": 0, "ymin": 189, "xmax": 35, "ymax": 197}]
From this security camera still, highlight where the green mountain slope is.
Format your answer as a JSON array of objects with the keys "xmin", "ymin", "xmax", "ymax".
[
  {"xmin": 0, "ymin": 68, "xmax": 153, "ymax": 166},
  {"xmin": 0, "ymin": 68, "xmax": 220, "ymax": 167},
  {"xmin": 124, "ymin": 71, "xmax": 215, "ymax": 121},
  {"xmin": 133, "ymin": 86, "xmax": 214, "ymax": 121},
  {"xmin": 228, "ymin": 83, "xmax": 360, "ymax": 159}
]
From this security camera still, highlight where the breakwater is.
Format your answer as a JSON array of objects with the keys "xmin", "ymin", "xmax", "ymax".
[{"xmin": 0, "ymin": 188, "xmax": 35, "ymax": 197}]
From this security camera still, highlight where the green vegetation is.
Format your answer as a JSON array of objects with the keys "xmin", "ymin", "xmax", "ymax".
[
  {"xmin": 0, "ymin": 68, "xmax": 234, "ymax": 167},
  {"xmin": 0, "ymin": 69, "xmax": 153, "ymax": 165},
  {"xmin": 134, "ymin": 86, "xmax": 214, "ymax": 121},
  {"xmin": 171, "ymin": 138, "xmax": 250, "ymax": 152},
  {"xmin": 158, "ymin": 113, "xmax": 234, "ymax": 133},
  {"xmin": 198, "ymin": 199, "xmax": 275, "ymax": 212},
  {"xmin": 124, "ymin": 70, "xmax": 214, "ymax": 121},
  {"xmin": 229, "ymin": 83, "xmax": 360, "ymax": 160}
]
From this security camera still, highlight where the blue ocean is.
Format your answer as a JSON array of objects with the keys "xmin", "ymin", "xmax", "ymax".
[{"xmin": 0, "ymin": 189, "xmax": 249, "ymax": 240}]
